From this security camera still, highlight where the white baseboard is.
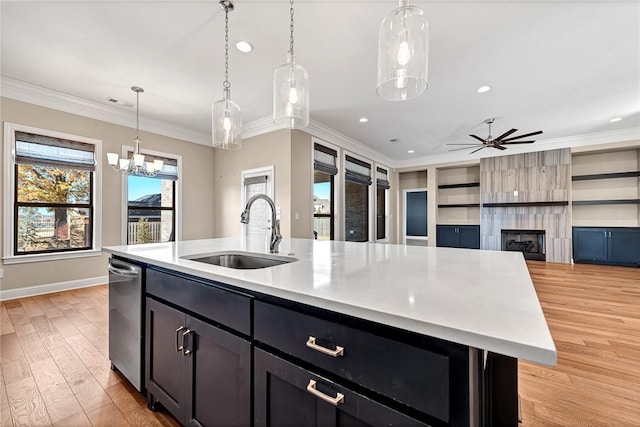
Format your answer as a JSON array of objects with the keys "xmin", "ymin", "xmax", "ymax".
[{"xmin": 0, "ymin": 275, "xmax": 108, "ymax": 301}]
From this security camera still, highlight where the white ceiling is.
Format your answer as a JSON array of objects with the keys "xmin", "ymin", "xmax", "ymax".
[{"xmin": 1, "ymin": 0, "xmax": 639, "ymax": 165}]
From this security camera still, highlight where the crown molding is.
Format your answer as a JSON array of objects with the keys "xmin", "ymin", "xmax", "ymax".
[
  {"xmin": 394, "ymin": 127, "xmax": 640, "ymax": 170},
  {"xmin": 241, "ymin": 115, "xmax": 281, "ymax": 140},
  {"xmin": 1, "ymin": 77, "xmax": 211, "ymax": 145},
  {"xmin": 305, "ymin": 119, "xmax": 395, "ymax": 167}
]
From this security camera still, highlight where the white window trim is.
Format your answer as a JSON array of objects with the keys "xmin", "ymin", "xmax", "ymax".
[
  {"xmin": 402, "ymin": 188, "xmax": 429, "ymax": 245},
  {"xmin": 120, "ymin": 145, "xmax": 182, "ymax": 245},
  {"xmin": 3, "ymin": 122, "xmax": 103, "ymax": 264},
  {"xmin": 241, "ymin": 166, "xmax": 274, "ymax": 248}
]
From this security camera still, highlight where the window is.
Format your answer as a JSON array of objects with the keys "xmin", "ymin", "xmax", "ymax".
[
  {"xmin": 376, "ymin": 167, "xmax": 390, "ymax": 241},
  {"xmin": 4, "ymin": 123, "xmax": 102, "ymax": 262},
  {"xmin": 122, "ymin": 150, "xmax": 180, "ymax": 245},
  {"xmin": 242, "ymin": 166, "xmax": 274, "ymax": 251},
  {"xmin": 344, "ymin": 155, "xmax": 371, "ymax": 242},
  {"xmin": 313, "ymin": 144, "xmax": 337, "ymax": 240}
]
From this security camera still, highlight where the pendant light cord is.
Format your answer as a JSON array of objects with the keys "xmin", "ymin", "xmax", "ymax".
[
  {"xmin": 289, "ymin": 0, "xmax": 294, "ymax": 55},
  {"xmin": 136, "ymin": 89, "xmax": 140, "ymax": 135},
  {"xmin": 223, "ymin": 4, "xmax": 231, "ymax": 91}
]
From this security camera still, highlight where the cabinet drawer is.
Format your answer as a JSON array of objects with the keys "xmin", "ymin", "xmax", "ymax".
[
  {"xmin": 146, "ymin": 268, "xmax": 251, "ymax": 335},
  {"xmin": 254, "ymin": 301, "xmax": 450, "ymax": 423},
  {"xmin": 255, "ymin": 347, "xmax": 430, "ymax": 427}
]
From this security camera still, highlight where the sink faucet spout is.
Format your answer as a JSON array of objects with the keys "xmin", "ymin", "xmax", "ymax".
[{"xmin": 240, "ymin": 194, "xmax": 282, "ymax": 253}]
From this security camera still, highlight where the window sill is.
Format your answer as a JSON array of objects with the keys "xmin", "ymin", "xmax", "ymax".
[{"xmin": 2, "ymin": 249, "xmax": 104, "ymax": 265}]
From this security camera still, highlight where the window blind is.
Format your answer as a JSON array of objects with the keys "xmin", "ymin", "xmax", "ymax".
[
  {"xmin": 15, "ymin": 131, "xmax": 95, "ymax": 170},
  {"xmin": 345, "ymin": 155, "xmax": 372, "ymax": 185},
  {"xmin": 376, "ymin": 167, "xmax": 390, "ymax": 189},
  {"xmin": 126, "ymin": 151, "xmax": 179, "ymax": 180},
  {"xmin": 314, "ymin": 143, "xmax": 338, "ymax": 176}
]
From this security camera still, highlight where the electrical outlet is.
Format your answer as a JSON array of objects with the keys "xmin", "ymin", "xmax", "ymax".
[{"xmin": 513, "ymin": 190, "xmax": 519, "ymax": 197}]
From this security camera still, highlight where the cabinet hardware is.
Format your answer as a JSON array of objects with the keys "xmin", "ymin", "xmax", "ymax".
[
  {"xmin": 306, "ymin": 379, "xmax": 345, "ymax": 405},
  {"xmin": 181, "ymin": 329, "xmax": 193, "ymax": 355},
  {"xmin": 604, "ymin": 231, "xmax": 607, "ymax": 237},
  {"xmin": 306, "ymin": 336, "xmax": 344, "ymax": 357},
  {"xmin": 608, "ymin": 232, "xmax": 612, "ymax": 238},
  {"xmin": 175, "ymin": 326, "xmax": 185, "ymax": 352}
]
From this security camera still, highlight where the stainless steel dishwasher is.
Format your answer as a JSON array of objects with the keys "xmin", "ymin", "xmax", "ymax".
[{"xmin": 108, "ymin": 258, "xmax": 144, "ymax": 392}]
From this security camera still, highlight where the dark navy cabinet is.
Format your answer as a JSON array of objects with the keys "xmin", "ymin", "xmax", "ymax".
[
  {"xmin": 573, "ymin": 227, "xmax": 640, "ymax": 267},
  {"xmin": 436, "ymin": 225, "xmax": 480, "ymax": 249}
]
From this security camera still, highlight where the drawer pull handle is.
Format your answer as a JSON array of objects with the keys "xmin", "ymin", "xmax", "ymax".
[
  {"xmin": 306, "ymin": 380, "xmax": 344, "ymax": 406},
  {"xmin": 175, "ymin": 326, "xmax": 185, "ymax": 352},
  {"xmin": 182, "ymin": 329, "xmax": 193, "ymax": 356},
  {"xmin": 306, "ymin": 336, "xmax": 344, "ymax": 357}
]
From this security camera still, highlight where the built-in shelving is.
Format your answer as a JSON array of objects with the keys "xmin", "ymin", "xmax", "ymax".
[
  {"xmin": 571, "ymin": 148, "xmax": 640, "ymax": 229},
  {"xmin": 483, "ymin": 201, "xmax": 569, "ymax": 208},
  {"xmin": 437, "ymin": 182, "xmax": 480, "ymax": 189},
  {"xmin": 436, "ymin": 165, "xmax": 481, "ymax": 226},
  {"xmin": 572, "ymin": 171, "xmax": 640, "ymax": 181},
  {"xmin": 437, "ymin": 203, "xmax": 480, "ymax": 208},
  {"xmin": 572, "ymin": 199, "xmax": 640, "ymax": 206}
]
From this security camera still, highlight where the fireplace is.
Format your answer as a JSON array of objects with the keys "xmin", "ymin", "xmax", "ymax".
[{"xmin": 501, "ymin": 229, "xmax": 546, "ymax": 261}]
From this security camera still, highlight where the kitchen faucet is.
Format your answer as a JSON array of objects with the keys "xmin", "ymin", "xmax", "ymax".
[{"xmin": 240, "ymin": 194, "xmax": 282, "ymax": 253}]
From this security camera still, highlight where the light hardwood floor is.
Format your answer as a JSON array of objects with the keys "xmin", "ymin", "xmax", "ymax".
[{"xmin": 1, "ymin": 261, "xmax": 638, "ymax": 426}]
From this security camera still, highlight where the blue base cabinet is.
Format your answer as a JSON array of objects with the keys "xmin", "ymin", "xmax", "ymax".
[
  {"xmin": 436, "ymin": 225, "xmax": 480, "ymax": 249},
  {"xmin": 573, "ymin": 227, "xmax": 640, "ymax": 267}
]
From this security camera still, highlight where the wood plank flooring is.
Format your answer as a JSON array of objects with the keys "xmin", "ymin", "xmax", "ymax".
[
  {"xmin": 0, "ymin": 285, "xmax": 179, "ymax": 427},
  {"xmin": 520, "ymin": 261, "xmax": 640, "ymax": 426},
  {"xmin": 0, "ymin": 261, "xmax": 638, "ymax": 426}
]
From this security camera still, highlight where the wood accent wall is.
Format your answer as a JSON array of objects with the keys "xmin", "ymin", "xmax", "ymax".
[{"xmin": 480, "ymin": 149, "xmax": 572, "ymax": 263}]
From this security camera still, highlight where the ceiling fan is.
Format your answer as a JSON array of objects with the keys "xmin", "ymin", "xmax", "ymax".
[{"xmin": 447, "ymin": 118, "xmax": 543, "ymax": 154}]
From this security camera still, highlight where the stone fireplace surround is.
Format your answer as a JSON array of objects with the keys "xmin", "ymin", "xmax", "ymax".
[{"xmin": 480, "ymin": 149, "xmax": 572, "ymax": 263}]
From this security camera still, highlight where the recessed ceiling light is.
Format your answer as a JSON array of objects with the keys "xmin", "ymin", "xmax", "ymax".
[
  {"xmin": 477, "ymin": 85, "xmax": 491, "ymax": 93},
  {"xmin": 359, "ymin": 117, "xmax": 369, "ymax": 123},
  {"xmin": 609, "ymin": 117, "xmax": 623, "ymax": 123},
  {"xmin": 407, "ymin": 150, "xmax": 415, "ymax": 154},
  {"xmin": 235, "ymin": 40, "xmax": 253, "ymax": 53}
]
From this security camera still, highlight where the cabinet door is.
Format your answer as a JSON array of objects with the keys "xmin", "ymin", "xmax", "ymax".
[
  {"xmin": 436, "ymin": 225, "xmax": 458, "ymax": 248},
  {"xmin": 608, "ymin": 228, "xmax": 640, "ymax": 266},
  {"xmin": 145, "ymin": 297, "xmax": 187, "ymax": 422},
  {"xmin": 458, "ymin": 226, "xmax": 480, "ymax": 249},
  {"xmin": 572, "ymin": 228, "xmax": 608, "ymax": 263},
  {"xmin": 254, "ymin": 348, "xmax": 429, "ymax": 427},
  {"xmin": 186, "ymin": 316, "xmax": 251, "ymax": 427}
]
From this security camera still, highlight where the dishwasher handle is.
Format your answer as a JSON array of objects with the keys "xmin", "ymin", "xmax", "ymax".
[{"xmin": 108, "ymin": 261, "xmax": 140, "ymax": 278}]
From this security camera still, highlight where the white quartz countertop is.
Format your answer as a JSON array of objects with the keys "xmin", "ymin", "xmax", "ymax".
[{"xmin": 103, "ymin": 238, "xmax": 556, "ymax": 365}]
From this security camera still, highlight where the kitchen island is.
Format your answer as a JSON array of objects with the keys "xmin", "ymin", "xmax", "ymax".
[{"xmin": 103, "ymin": 238, "xmax": 556, "ymax": 427}]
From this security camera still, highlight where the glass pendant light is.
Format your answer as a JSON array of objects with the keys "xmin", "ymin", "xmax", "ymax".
[
  {"xmin": 212, "ymin": 1, "xmax": 242, "ymax": 149},
  {"xmin": 377, "ymin": 0, "xmax": 429, "ymax": 101},
  {"xmin": 106, "ymin": 86, "xmax": 164, "ymax": 176},
  {"xmin": 273, "ymin": 0, "xmax": 309, "ymax": 129}
]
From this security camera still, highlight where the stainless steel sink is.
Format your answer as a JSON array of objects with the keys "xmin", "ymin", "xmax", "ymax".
[{"xmin": 182, "ymin": 251, "xmax": 297, "ymax": 270}]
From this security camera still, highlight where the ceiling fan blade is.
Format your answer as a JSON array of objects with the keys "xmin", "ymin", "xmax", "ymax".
[
  {"xmin": 501, "ymin": 140, "xmax": 536, "ymax": 144},
  {"xmin": 469, "ymin": 146, "xmax": 486, "ymax": 154},
  {"xmin": 501, "ymin": 130, "xmax": 543, "ymax": 142},
  {"xmin": 446, "ymin": 143, "xmax": 486, "ymax": 146},
  {"xmin": 469, "ymin": 135, "xmax": 486, "ymax": 143},
  {"xmin": 449, "ymin": 146, "xmax": 482, "ymax": 152},
  {"xmin": 494, "ymin": 128, "xmax": 518, "ymax": 141},
  {"xmin": 492, "ymin": 145, "xmax": 508, "ymax": 150}
]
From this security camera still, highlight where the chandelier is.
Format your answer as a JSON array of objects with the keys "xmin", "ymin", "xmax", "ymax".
[{"xmin": 106, "ymin": 86, "xmax": 163, "ymax": 176}]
